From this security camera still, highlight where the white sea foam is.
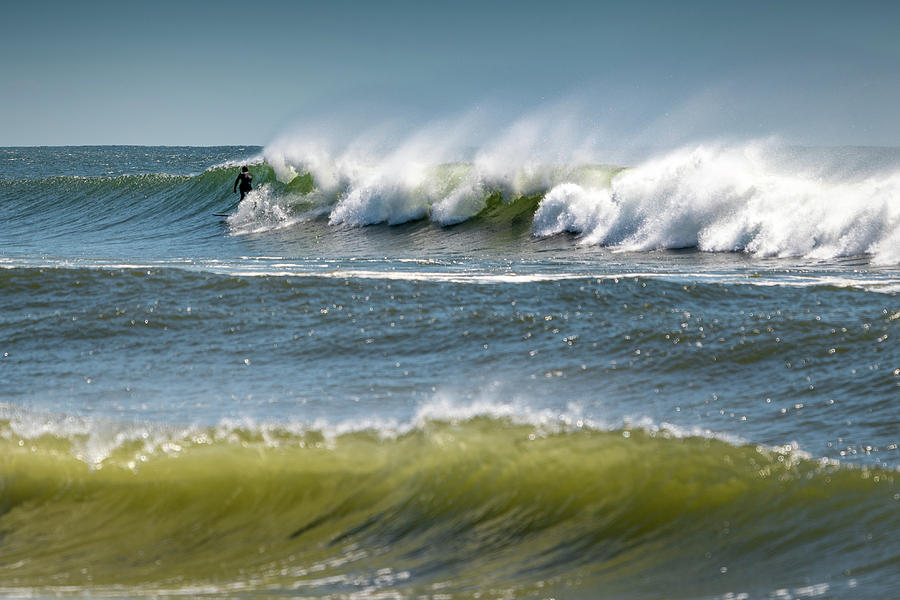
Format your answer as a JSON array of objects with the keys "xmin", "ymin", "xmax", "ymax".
[
  {"xmin": 232, "ymin": 121, "xmax": 893, "ymax": 261},
  {"xmin": 534, "ymin": 142, "xmax": 900, "ymax": 264},
  {"xmin": 262, "ymin": 108, "xmax": 616, "ymax": 228},
  {"xmin": 261, "ymin": 126, "xmax": 900, "ymax": 264}
]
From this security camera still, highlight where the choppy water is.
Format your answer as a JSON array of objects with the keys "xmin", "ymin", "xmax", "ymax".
[{"xmin": 0, "ymin": 144, "xmax": 897, "ymax": 599}]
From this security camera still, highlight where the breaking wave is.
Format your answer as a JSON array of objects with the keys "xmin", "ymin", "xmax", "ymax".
[
  {"xmin": 255, "ymin": 137, "xmax": 900, "ymax": 263},
  {"xmin": 533, "ymin": 143, "xmax": 900, "ymax": 264},
  {"xmin": 3, "ymin": 140, "xmax": 900, "ymax": 264},
  {"xmin": 0, "ymin": 406, "xmax": 896, "ymax": 598}
]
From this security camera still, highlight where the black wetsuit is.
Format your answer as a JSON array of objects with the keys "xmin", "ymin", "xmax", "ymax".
[{"xmin": 234, "ymin": 171, "xmax": 253, "ymax": 200}]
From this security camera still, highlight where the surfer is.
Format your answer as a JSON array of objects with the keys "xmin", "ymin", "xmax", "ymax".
[{"xmin": 233, "ymin": 166, "xmax": 252, "ymax": 201}]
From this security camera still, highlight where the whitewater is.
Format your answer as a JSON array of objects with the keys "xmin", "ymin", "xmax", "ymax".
[
  {"xmin": 246, "ymin": 137, "xmax": 900, "ymax": 264},
  {"xmin": 0, "ymin": 139, "xmax": 897, "ymax": 600}
]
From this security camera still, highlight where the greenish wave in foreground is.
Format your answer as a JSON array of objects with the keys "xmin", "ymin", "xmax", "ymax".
[{"xmin": 0, "ymin": 417, "xmax": 896, "ymax": 599}]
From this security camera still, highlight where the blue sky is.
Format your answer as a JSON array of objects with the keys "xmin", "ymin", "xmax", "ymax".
[{"xmin": 3, "ymin": 0, "xmax": 899, "ymax": 146}]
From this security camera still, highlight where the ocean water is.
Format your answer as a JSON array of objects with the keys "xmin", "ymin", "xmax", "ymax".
[{"xmin": 0, "ymin": 143, "xmax": 897, "ymax": 600}]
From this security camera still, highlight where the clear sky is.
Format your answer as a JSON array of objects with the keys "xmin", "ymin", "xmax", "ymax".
[{"xmin": 3, "ymin": 0, "xmax": 899, "ymax": 147}]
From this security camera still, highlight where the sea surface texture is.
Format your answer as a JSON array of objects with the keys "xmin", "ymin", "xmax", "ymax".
[{"xmin": 0, "ymin": 145, "xmax": 898, "ymax": 599}]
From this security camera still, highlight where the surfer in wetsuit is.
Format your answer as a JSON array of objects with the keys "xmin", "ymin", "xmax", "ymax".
[{"xmin": 233, "ymin": 166, "xmax": 252, "ymax": 201}]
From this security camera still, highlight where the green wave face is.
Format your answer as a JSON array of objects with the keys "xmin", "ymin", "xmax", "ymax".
[{"xmin": 0, "ymin": 418, "xmax": 895, "ymax": 598}]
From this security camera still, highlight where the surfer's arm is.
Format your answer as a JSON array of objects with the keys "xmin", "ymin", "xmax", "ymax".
[{"xmin": 233, "ymin": 175, "xmax": 240, "ymax": 193}]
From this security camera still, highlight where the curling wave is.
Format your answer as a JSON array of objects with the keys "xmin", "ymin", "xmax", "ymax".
[{"xmin": 0, "ymin": 410, "xmax": 896, "ymax": 598}]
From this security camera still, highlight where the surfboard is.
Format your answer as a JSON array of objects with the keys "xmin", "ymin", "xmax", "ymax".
[{"xmin": 212, "ymin": 212, "xmax": 230, "ymax": 217}]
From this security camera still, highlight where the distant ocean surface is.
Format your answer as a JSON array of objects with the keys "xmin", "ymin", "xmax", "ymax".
[{"xmin": 0, "ymin": 144, "xmax": 897, "ymax": 599}]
